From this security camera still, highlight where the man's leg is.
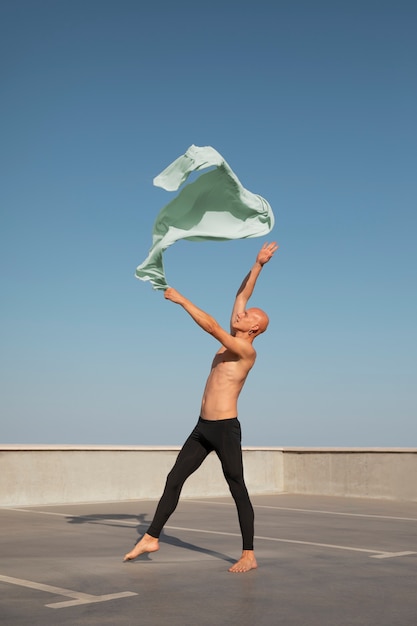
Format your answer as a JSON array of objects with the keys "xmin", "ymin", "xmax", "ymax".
[
  {"xmin": 147, "ymin": 429, "xmax": 211, "ymax": 538},
  {"xmin": 213, "ymin": 419, "xmax": 257, "ymax": 573},
  {"xmin": 124, "ymin": 424, "xmax": 211, "ymax": 561}
]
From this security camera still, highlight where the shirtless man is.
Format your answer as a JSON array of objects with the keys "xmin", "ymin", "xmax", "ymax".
[{"xmin": 124, "ymin": 241, "xmax": 278, "ymax": 573}]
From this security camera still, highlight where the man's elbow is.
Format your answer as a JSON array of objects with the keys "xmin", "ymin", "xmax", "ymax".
[{"xmin": 205, "ymin": 318, "xmax": 220, "ymax": 336}]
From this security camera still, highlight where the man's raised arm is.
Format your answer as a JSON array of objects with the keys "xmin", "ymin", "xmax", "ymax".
[
  {"xmin": 164, "ymin": 287, "xmax": 254, "ymax": 358},
  {"xmin": 230, "ymin": 242, "xmax": 278, "ymax": 332}
]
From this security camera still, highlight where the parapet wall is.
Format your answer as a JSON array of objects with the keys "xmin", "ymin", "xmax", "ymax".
[
  {"xmin": 0, "ymin": 445, "xmax": 416, "ymax": 506},
  {"xmin": 0, "ymin": 445, "xmax": 284, "ymax": 507},
  {"xmin": 282, "ymin": 448, "xmax": 417, "ymax": 501}
]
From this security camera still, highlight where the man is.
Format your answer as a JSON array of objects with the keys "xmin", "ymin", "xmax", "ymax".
[{"xmin": 124, "ymin": 241, "xmax": 278, "ymax": 573}]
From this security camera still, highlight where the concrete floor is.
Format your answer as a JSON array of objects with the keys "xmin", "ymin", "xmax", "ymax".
[{"xmin": 1, "ymin": 493, "xmax": 417, "ymax": 626}]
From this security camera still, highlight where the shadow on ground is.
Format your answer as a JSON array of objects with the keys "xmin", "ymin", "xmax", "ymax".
[{"xmin": 65, "ymin": 512, "xmax": 235, "ymax": 564}]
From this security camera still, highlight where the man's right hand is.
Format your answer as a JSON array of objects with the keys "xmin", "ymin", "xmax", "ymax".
[{"xmin": 164, "ymin": 287, "xmax": 184, "ymax": 304}]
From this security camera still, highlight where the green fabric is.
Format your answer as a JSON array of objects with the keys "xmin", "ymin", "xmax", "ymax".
[{"xmin": 135, "ymin": 145, "xmax": 275, "ymax": 290}]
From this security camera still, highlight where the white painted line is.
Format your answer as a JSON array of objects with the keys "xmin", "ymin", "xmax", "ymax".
[
  {"xmin": 184, "ymin": 500, "xmax": 417, "ymax": 522},
  {"xmin": 163, "ymin": 525, "xmax": 417, "ymax": 560},
  {"xmin": 5, "ymin": 508, "xmax": 139, "ymax": 526},
  {"xmin": 0, "ymin": 574, "xmax": 137, "ymax": 609},
  {"xmin": 8, "ymin": 503, "xmax": 417, "ymax": 523},
  {"xmin": 45, "ymin": 592, "xmax": 137, "ymax": 609},
  {"xmin": 370, "ymin": 551, "xmax": 417, "ymax": 559},
  {"xmin": 254, "ymin": 506, "xmax": 417, "ymax": 522},
  {"xmin": 6, "ymin": 508, "xmax": 78, "ymax": 517},
  {"xmin": 5, "ymin": 508, "xmax": 416, "ymax": 560}
]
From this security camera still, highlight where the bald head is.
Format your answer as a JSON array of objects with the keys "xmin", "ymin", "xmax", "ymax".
[{"xmin": 247, "ymin": 307, "xmax": 269, "ymax": 336}]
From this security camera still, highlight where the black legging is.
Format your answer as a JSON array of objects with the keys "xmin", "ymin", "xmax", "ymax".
[{"xmin": 147, "ymin": 417, "xmax": 254, "ymax": 550}]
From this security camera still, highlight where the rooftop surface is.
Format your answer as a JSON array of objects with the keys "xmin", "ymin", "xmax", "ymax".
[{"xmin": 1, "ymin": 493, "xmax": 417, "ymax": 625}]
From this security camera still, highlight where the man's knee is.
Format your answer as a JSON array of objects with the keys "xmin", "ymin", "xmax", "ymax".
[
  {"xmin": 223, "ymin": 468, "xmax": 246, "ymax": 489},
  {"xmin": 165, "ymin": 468, "xmax": 184, "ymax": 491}
]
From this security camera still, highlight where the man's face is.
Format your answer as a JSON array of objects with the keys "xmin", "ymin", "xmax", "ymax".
[{"xmin": 234, "ymin": 309, "xmax": 259, "ymax": 332}]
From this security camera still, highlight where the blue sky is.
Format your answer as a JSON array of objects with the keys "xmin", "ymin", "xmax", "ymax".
[{"xmin": 1, "ymin": 0, "xmax": 416, "ymax": 446}]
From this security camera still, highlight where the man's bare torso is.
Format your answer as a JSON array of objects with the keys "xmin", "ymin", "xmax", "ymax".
[{"xmin": 200, "ymin": 343, "xmax": 256, "ymax": 420}]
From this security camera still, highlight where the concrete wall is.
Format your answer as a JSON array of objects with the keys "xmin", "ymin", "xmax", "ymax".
[
  {"xmin": 0, "ymin": 445, "xmax": 284, "ymax": 507},
  {"xmin": 283, "ymin": 449, "xmax": 417, "ymax": 501},
  {"xmin": 1, "ymin": 445, "xmax": 416, "ymax": 507}
]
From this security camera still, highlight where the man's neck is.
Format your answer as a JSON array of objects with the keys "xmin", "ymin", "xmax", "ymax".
[{"xmin": 234, "ymin": 330, "xmax": 255, "ymax": 343}]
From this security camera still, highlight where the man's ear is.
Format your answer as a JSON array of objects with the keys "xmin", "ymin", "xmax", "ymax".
[{"xmin": 249, "ymin": 324, "xmax": 259, "ymax": 336}]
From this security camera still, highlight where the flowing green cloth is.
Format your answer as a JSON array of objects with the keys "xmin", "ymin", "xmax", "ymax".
[{"xmin": 135, "ymin": 145, "xmax": 275, "ymax": 290}]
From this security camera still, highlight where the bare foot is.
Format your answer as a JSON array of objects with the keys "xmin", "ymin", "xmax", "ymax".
[
  {"xmin": 228, "ymin": 550, "xmax": 258, "ymax": 573},
  {"xmin": 123, "ymin": 533, "xmax": 160, "ymax": 562}
]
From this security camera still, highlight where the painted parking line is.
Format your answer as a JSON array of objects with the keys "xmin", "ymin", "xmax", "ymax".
[
  {"xmin": 7, "ymin": 502, "xmax": 417, "ymax": 522},
  {"xmin": 5, "ymin": 507, "xmax": 417, "ymax": 560},
  {"xmin": 163, "ymin": 525, "xmax": 417, "ymax": 559},
  {"xmin": 0, "ymin": 574, "xmax": 137, "ymax": 609},
  {"xmin": 185, "ymin": 499, "xmax": 417, "ymax": 522}
]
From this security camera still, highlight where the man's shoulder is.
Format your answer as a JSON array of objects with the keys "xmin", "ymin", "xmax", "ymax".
[{"xmin": 232, "ymin": 337, "xmax": 257, "ymax": 361}]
